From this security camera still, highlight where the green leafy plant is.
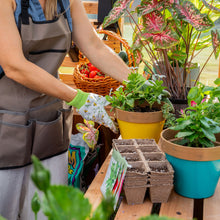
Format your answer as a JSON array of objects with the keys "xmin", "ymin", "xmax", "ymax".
[
  {"xmin": 106, "ymin": 71, "xmax": 175, "ymax": 126},
  {"xmin": 30, "ymin": 155, "xmax": 115, "ymax": 220},
  {"xmin": 170, "ymin": 78, "xmax": 220, "ymax": 147},
  {"xmin": 102, "ymin": 0, "xmax": 220, "ymax": 99}
]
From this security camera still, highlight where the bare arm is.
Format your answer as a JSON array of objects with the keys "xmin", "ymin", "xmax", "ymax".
[
  {"xmin": 0, "ymin": 0, "xmax": 77, "ymax": 102},
  {"xmin": 70, "ymin": 0, "xmax": 130, "ymax": 83}
]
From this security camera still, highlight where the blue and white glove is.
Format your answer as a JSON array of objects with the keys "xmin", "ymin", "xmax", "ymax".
[{"xmin": 67, "ymin": 89, "xmax": 118, "ymax": 133}]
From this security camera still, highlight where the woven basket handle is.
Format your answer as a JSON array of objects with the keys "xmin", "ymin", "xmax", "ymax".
[{"xmin": 97, "ymin": 29, "xmax": 135, "ymax": 67}]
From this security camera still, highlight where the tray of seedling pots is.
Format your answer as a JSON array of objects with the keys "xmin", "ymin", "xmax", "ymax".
[{"xmin": 113, "ymin": 138, "xmax": 174, "ymax": 204}]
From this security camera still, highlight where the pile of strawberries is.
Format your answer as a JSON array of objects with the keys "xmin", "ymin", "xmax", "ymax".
[{"xmin": 79, "ymin": 62, "xmax": 106, "ymax": 79}]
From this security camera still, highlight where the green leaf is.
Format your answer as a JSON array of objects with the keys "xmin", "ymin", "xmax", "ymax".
[
  {"xmin": 200, "ymin": 118, "xmax": 210, "ymax": 128},
  {"xmin": 201, "ymin": 128, "xmax": 216, "ymax": 142},
  {"xmin": 168, "ymin": 50, "xmax": 187, "ymax": 61},
  {"xmin": 43, "ymin": 186, "xmax": 91, "ymax": 220},
  {"xmin": 187, "ymin": 87, "xmax": 201, "ymax": 103},
  {"xmin": 214, "ymin": 78, "xmax": 220, "ymax": 85},
  {"xmin": 173, "ymin": 138, "xmax": 189, "ymax": 146},
  {"xmin": 211, "ymin": 126, "xmax": 220, "ymax": 134},
  {"xmin": 170, "ymin": 119, "xmax": 192, "ymax": 130},
  {"xmin": 199, "ymin": 138, "xmax": 214, "ymax": 148},
  {"xmin": 91, "ymin": 192, "xmax": 115, "ymax": 220},
  {"xmin": 176, "ymin": 131, "xmax": 195, "ymax": 138},
  {"xmin": 188, "ymin": 132, "xmax": 200, "ymax": 142},
  {"xmin": 126, "ymin": 97, "xmax": 135, "ymax": 108}
]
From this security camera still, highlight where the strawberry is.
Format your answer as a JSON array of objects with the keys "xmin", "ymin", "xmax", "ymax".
[
  {"xmin": 89, "ymin": 64, "xmax": 100, "ymax": 72},
  {"xmin": 89, "ymin": 70, "xmax": 97, "ymax": 78}
]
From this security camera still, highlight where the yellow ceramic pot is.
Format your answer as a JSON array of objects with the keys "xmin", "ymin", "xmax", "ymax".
[{"xmin": 115, "ymin": 108, "xmax": 165, "ymax": 142}]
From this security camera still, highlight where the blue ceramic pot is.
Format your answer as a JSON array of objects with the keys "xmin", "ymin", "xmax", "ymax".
[{"xmin": 160, "ymin": 129, "xmax": 220, "ymax": 199}]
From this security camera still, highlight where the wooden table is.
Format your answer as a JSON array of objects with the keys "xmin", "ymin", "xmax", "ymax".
[{"xmin": 84, "ymin": 151, "xmax": 220, "ymax": 220}]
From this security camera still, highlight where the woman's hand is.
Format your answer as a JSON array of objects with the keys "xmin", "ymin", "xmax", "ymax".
[{"xmin": 67, "ymin": 89, "xmax": 118, "ymax": 133}]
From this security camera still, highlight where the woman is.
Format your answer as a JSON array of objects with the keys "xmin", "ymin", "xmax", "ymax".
[{"xmin": 0, "ymin": 0, "xmax": 130, "ymax": 219}]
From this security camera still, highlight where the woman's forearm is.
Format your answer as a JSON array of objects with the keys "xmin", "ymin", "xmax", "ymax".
[{"xmin": 83, "ymin": 40, "xmax": 130, "ymax": 83}]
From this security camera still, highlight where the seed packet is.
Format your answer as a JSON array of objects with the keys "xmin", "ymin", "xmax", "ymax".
[{"xmin": 101, "ymin": 149, "xmax": 128, "ymax": 210}]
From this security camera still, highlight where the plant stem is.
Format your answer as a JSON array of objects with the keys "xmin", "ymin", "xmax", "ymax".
[{"xmin": 162, "ymin": 50, "xmax": 183, "ymax": 98}]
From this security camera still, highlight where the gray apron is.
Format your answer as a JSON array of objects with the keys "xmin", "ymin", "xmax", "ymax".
[{"xmin": 0, "ymin": 0, "xmax": 73, "ymax": 169}]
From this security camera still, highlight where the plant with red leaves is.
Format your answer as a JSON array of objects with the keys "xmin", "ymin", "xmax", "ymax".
[{"xmin": 102, "ymin": 0, "xmax": 220, "ymax": 100}]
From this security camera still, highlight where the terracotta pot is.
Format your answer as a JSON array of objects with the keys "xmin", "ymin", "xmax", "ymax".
[
  {"xmin": 115, "ymin": 108, "xmax": 165, "ymax": 142},
  {"xmin": 160, "ymin": 128, "xmax": 220, "ymax": 199}
]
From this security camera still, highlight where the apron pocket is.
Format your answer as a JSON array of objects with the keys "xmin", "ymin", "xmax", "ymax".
[
  {"xmin": 0, "ymin": 109, "xmax": 28, "ymax": 125},
  {"xmin": 32, "ymin": 111, "xmax": 64, "ymax": 159},
  {"xmin": 0, "ymin": 121, "xmax": 33, "ymax": 169},
  {"xmin": 60, "ymin": 106, "xmax": 73, "ymax": 148}
]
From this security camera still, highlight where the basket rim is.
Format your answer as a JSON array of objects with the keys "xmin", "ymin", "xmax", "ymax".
[{"xmin": 74, "ymin": 62, "xmax": 121, "ymax": 83}]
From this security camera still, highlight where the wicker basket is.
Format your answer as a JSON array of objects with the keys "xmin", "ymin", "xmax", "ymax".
[{"xmin": 73, "ymin": 29, "xmax": 134, "ymax": 96}]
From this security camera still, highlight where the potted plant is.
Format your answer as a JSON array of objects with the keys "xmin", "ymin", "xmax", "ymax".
[
  {"xmin": 106, "ymin": 71, "xmax": 174, "ymax": 142},
  {"xmin": 102, "ymin": 0, "xmax": 220, "ymax": 113},
  {"xmin": 159, "ymin": 78, "xmax": 220, "ymax": 199}
]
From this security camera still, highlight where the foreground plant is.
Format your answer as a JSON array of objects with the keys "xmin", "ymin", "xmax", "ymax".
[
  {"xmin": 170, "ymin": 78, "xmax": 220, "ymax": 147},
  {"xmin": 102, "ymin": 0, "xmax": 220, "ymax": 99},
  {"xmin": 31, "ymin": 155, "xmax": 115, "ymax": 220}
]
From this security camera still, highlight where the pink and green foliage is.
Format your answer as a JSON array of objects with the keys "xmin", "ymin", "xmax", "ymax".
[
  {"xmin": 174, "ymin": 1, "xmax": 214, "ymax": 31},
  {"xmin": 102, "ymin": 0, "xmax": 133, "ymax": 28},
  {"xmin": 211, "ymin": 30, "xmax": 220, "ymax": 59},
  {"xmin": 136, "ymin": 0, "xmax": 164, "ymax": 16},
  {"xmin": 142, "ymin": 11, "xmax": 166, "ymax": 33},
  {"xmin": 147, "ymin": 24, "xmax": 179, "ymax": 49},
  {"xmin": 76, "ymin": 119, "xmax": 99, "ymax": 150},
  {"xmin": 103, "ymin": 0, "xmax": 219, "ymax": 99}
]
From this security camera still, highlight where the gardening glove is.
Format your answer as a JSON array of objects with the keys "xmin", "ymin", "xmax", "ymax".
[{"xmin": 67, "ymin": 89, "xmax": 118, "ymax": 133}]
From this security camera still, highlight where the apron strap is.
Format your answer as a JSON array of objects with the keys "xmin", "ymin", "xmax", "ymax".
[
  {"xmin": 21, "ymin": 0, "xmax": 30, "ymax": 25},
  {"xmin": 20, "ymin": 0, "xmax": 67, "ymax": 25},
  {"xmin": 58, "ymin": 0, "xmax": 67, "ymax": 19},
  {"xmin": 0, "ymin": 72, "xmax": 5, "ymax": 80}
]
